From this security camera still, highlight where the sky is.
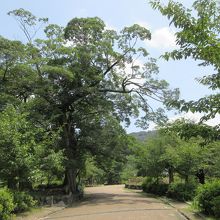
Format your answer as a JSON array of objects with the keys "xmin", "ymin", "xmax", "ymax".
[{"xmin": 1, "ymin": 0, "xmax": 218, "ymax": 132}]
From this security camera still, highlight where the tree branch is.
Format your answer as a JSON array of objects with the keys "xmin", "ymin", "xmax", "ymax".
[{"xmin": 99, "ymin": 88, "xmax": 133, "ymax": 93}]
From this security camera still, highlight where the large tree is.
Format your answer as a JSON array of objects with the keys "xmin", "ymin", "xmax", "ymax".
[{"xmin": 2, "ymin": 9, "xmax": 178, "ymax": 193}]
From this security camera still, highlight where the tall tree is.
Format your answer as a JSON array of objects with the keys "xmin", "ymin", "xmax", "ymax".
[{"xmin": 4, "ymin": 9, "xmax": 178, "ymax": 193}]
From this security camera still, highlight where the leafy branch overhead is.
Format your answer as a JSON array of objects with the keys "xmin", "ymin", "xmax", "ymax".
[
  {"xmin": 4, "ymin": 9, "xmax": 179, "ymax": 128},
  {"xmin": 150, "ymin": 0, "xmax": 220, "ymax": 123}
]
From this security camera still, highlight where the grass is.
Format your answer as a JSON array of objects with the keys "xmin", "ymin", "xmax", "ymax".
[{"xmin": 12, "ymin": 207, "xmax": 43, "ymax": 219}]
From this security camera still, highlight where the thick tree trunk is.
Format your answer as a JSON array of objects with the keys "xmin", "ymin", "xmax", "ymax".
[
  {"xmin": 63, "ymin": 114, "xmax": 79, "ymax": 194},
  {"xmin": 64, "ymin": 119, "xmax": 77, "ymax": 194},
  {"xmin": 64, "ymin": 168, "xmax": 77, "ymax": 194},
  {"xmin": 168, "ymin": 167, "xmax": 174, "ymax": 184}
]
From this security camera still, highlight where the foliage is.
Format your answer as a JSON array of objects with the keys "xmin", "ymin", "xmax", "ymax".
[
  {"xmin": 126, "ymin": 177, "xmax": 144, "ymax": 187},
  {"xmin": 134, "ymin": 134, "xmax": 168, "ymax": 178},
  {"xmin": 132, "ymin": 127, "xmax": 206, "ymax": 184},
  {"xmin": 82, "ymin": 158, "xmax": 105, "ymax": 185},
  {"xmin": 82, "ymin": 118, "xmax": 131, "ymax": 185},
  {"xmin": 150, "ymin": 0, "xmax": 220, "ymax": 123},
  {"xmin": 30, "ymin": 143, "xmax": 65, "ymax": 186},
  {"xmin": 194, "ymin": 180, "xmax": 220, "ymax": 217},
  {"xmin": 1, "ymin": 8, "xmax": 179, "ymax": 193},
  {"xmin": 0, "ymin": 105, "xmax": 64, "ymax": 189},
  {"xmin": 0, "ymin": 188, "xmax": 14, "ymax": 220},
  {"xmin": 0, "ymin": 188, "xmax": 36, "ymax": 218},
  {"xmin": 161, "ymin": 120, "xmax": 219, "ymax": 184},
  {"xmin": 103, "ymin": 161, "xmax": 124, "ymax": 185},
  {"xmin": 148, "ymin": 3, "xmax": 220, "ymax": 214},
  {"xmin": 211, "ymin": 196, "xmax": 220, "ymax": 217},
  {"xmin": 142, "ymin": 177, "xmax": 168, "ymax": 196},
  {"xmin": 163, "ymin": 119, "xmax": 220, "ymax": 145},
  {"xmin": 203, "ymin": 142, "xmax": 220, "ymax": 178},
  {"xmin": 165, "ymin": 140, "xmax": 203, "ymax": 182},
  {"xmin": 167, "ymin": 182, "xmax": 197, "ymax": 201},
  {"xmin": 0, "ymin": 105, "xmax": 38, "ymax": 189},
  {"xmin": 121, "ymin": 155, "xmax": 139, "ymax": 182},
  {"xmin": 13, "ymin": 191, "xmax": 36, "ymax": 213}
]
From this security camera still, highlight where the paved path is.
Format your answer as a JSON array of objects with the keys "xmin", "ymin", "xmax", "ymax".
[{"xmin": 43, "ymin": 185, "xmax": 187, "ymax": 220}]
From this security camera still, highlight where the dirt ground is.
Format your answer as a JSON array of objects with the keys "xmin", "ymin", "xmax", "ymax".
[{"xmin": 37, "ymin": 185, "xmax": 187, "ymax": 220}]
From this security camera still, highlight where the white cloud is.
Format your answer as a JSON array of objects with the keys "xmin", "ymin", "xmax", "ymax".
[
  {"xmin": 146, "ymin": 27, "xmax": 177, "ymax": 49},
  {"xmin": 206, "ymin": 116, "xmax": 220, "ymax": 127},
  {"xmin": 169, "ymin": 112, "xmax": 220, "ymax": 127},
  {"xmin": 145, "ymin": 112, "xmax": 220, "ymax": 131},
  {"xmin": 147, "ymin": 121, "xmax": 157, "ymax": 131}
]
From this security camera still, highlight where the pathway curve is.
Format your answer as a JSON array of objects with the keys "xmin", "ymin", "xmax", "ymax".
[{"xmin": 43, "ymin": 185, "xmax": 187, "ymax": 220}]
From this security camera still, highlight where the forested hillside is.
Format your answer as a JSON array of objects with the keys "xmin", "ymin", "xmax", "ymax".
[{"xmin": 129, "ymin": 130, "xmax": 157, "ymax": 142}]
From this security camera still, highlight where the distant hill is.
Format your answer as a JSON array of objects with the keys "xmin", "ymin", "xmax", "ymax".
[{"xmin": 129, "ymin": 130, "xmax": 157, "ymax": 142}]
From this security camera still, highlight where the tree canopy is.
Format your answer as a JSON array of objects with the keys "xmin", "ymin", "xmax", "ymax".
[
  {"xmin": 150, "ymin": 0, "xmax": 220, "ymax": 124},
  {"xmin": 0, "ymin": 9, "xmax": 179, "ymax": 193}
]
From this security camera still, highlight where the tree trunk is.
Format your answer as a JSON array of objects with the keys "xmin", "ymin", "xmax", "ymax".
[
  {"xmin": 63, "ymin": 169, "xmax": 78, "ymax": 194},
  {"xmin": 185, "ymin": 175, "xmax": 189, "ymax": 184},
  {"xmin": 168, "ymin": 167, "xmax": 174, "ymax": 184},
  {"xmin": 62, "ymin": 113, "xmax": 79, "ymax": 194},
  {"xmin": 196, "ymin": 169, "xmax": 205, "ymax": 184},
  {"xmin": 64, "ymin": 168, "xmax": 77, "ymax": 194}
]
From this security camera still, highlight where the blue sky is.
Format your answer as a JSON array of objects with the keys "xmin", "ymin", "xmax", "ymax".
[{"xmin": 1, "ymin": 0, "xmax": 217, "ymax": 132}]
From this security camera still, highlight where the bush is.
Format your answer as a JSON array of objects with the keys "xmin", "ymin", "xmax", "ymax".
[
  {"xmin": 194, "ymin": 180, "xmax": 220, "ymax": 217},
  {"xmin": 0, "ymin": 188, "xmax": 15, "ymax": 220},
  {"xmin": 126, "ymin": 177, "xmax": 144, "ymax": 187},
  {"xmin": 13, "ymin": 191, "xmax": 36, "ymax": 213},
  {"xmin": 167, "ymin": 182, "xmax": 197, "ymax": 201},
  {"xmin": 142, "ymin": 177, "xmax": 168, "ymax": 196},
  {"xmin": 212, "ymin": 196, "xmax": 220, "ymax": 217}
]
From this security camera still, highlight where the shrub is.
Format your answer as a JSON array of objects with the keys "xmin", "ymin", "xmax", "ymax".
[
  {"xmin": 212, "ymin": 196, "xmax": 220, "ymax": 217},
  {"xmin": 0, "ymin": 188, "xmax": 15, "ymax": 220},
  {"xmin": 194, "ymin": 180, "xmax": 220, "ymax": 217},
  {"xmin": 167, "ymin": 182, "xmax": 197, "ymax": 201},
  {"xmin": 142, "ymin": 177, "xmax": 168, "ymax": 196},
  {"xmin": 13, "ymin": 191, "xmax": 36, "ymax": 213},
  {"xmin": 127, "ymin": 177, "xmax": 144, "ymax": 186}
]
